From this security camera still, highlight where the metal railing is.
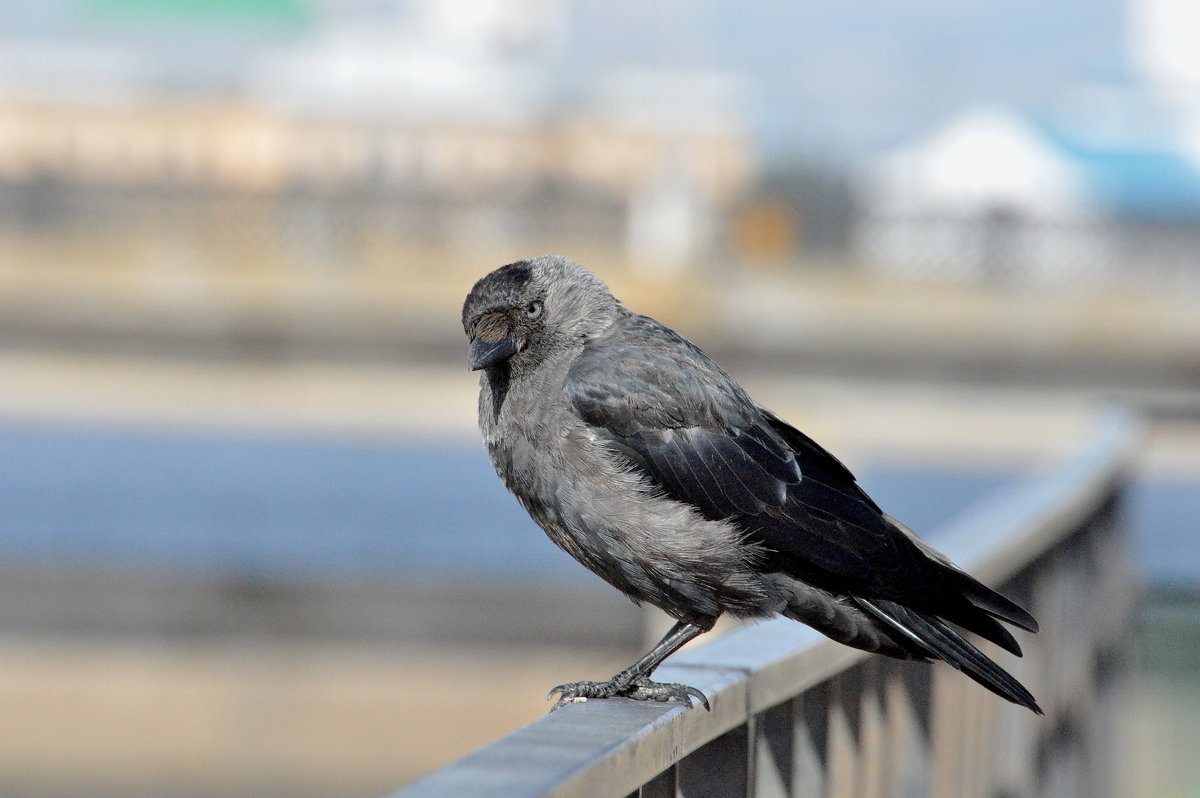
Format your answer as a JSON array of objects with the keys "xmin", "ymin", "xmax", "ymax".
[{"xmin": 395, "ymin": 410, "xmax": 1140, "ymax": 798}]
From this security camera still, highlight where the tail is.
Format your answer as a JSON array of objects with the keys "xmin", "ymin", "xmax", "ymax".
[{"xmin": 854, "ymin": 596, "xmax": 1043, "ymax": 714}]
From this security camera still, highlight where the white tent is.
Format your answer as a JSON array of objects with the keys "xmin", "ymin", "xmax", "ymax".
[
  {"xmin": 863, "ymin": 105, "xmax": 1084, "ymax": 217},
  {"xmin": 855, "ymin": 105, "xmax": 1107, "ymax": 286}
]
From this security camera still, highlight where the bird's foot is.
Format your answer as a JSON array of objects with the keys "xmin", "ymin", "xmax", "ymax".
[{"xmin": 547, "ymin": 676, "xmax": 709, "ymax": 711}]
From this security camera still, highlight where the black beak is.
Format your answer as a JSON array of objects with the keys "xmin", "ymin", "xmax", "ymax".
[{"xmin": 469, "ymin": 336, "xmax": 521, "ymax": 371}]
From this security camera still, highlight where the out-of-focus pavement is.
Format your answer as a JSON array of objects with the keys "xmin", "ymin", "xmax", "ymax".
[{"xmin": 0, "ymin": 635, "xmax": 633, "ymax": 798}]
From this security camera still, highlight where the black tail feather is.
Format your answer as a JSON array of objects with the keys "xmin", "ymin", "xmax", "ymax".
[
  {"xmin": 941, "ymin": 602, "xmax": 1023, "ymax": 656},
  {"xmin": 957, "ymin": 576, "xmax": 1039, "ymax": 633},
  {"xmin": 881, "ymin": 514, "xmax": 1039, "ymax": 638},
  {"xmin": 854, "ymin": 597, "xmax": 1043, "ymax": 714}
]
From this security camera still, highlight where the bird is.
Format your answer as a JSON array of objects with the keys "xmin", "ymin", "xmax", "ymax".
[{"xmin": 461, "ymin": 254, "xmax": 1041, "ymax": 714}]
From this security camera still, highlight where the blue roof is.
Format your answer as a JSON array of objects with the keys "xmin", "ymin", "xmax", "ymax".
[{"xmin": 1039, "ymin": 121, "xmax": 1200, "ymax": 222}]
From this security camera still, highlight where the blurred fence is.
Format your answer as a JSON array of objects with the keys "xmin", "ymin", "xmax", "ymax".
[
  {"xmin": 395, "ymin": 410, "xmax": 1139, "ymax": 798},
  {"xmin": 857, "ymin": 211, "xmax": 1200, "ymax": 292}
]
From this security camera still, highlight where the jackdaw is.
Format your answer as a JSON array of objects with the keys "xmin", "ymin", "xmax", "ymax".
[{"xmin": 462, "ymin": 254, "xmax": 1041, "ymax": 713}]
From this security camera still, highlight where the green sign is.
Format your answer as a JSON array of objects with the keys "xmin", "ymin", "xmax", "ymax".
[{"xmin": 83, "ymin": 0, "xmax": 314, "ymax": 30}]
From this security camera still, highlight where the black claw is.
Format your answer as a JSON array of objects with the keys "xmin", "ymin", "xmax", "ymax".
[
  {"xmin": 686, "ymin": 685, "xmax": 711, "ymax": 711},
  {"xmin": 545, "ymin": 676, "xmax": 708, "ymax": 711}
]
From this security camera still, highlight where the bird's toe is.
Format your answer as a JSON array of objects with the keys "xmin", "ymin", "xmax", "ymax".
[
  {"xmin": 625, "ymin": 679, "xmax": 710, "ymax": 710},
  {"xmin": 547, "ymin": 680, "xmax": 617, "ymax": 710}
]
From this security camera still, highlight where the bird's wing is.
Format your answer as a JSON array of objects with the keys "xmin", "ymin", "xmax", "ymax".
[
  {"xmin": 567, "ymin": 315, "xmax": 1038, "ymax": 697},
  {"xmin": 565, "ymin": 317, "xmax": 912, "ymax": 590},
  {"xmin": 565, "ymin": 317, "xmax": 1037, "ymax": 653}
]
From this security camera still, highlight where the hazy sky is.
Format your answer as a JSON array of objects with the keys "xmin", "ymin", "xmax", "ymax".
[{"xmin": 0, "ymin": 0, "xmax": 1140, "ymax": 163}]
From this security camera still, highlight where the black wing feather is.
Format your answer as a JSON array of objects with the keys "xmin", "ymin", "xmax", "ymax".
[
  {"xmin": 569, "ymin": 328, "xmax": 800, "ymax": 522},
  {"xmin": 759, "ymin": 407, "xmax": 884, "ymax": 513},
  {"xmin": 566, "ymin": 320, "xmax": 921, "ymax": 594},
  {"xmin": 663, "ymin": 433, "xmax": 730, "ymax": 515}
]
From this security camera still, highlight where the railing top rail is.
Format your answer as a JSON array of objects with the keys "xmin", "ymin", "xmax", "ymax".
[{"xmin": 394, "ymin": 409, "xmax": 1141, "ymax": 798}]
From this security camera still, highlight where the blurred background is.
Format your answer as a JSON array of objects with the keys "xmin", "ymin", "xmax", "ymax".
[{"xmin": 0, "ymin": 0, "xmax": 1198, "ymax": 796}]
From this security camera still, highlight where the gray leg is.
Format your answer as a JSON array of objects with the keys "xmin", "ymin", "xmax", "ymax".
[{"xmin": 548, "ymin": 620, "xmax": 713, "ymax": 710}]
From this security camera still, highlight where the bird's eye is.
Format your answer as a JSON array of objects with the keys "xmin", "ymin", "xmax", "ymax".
[{"xmin": 524, "ymin": 300, "xmax": 544, "ymax": 319}]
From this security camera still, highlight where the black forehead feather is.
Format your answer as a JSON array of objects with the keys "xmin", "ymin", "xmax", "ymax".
[
  {"xmin": 491, "ymin": 261, "xmax": 533, "ymax": 293},
  {"xmin": 462, "ymin": 260, "xmax": 535, "ymax": 326}
]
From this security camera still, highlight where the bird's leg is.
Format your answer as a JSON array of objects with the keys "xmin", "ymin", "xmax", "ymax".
[{"xmin": 548, "ymin": 619, "xmax": 713, "ymax": 710}]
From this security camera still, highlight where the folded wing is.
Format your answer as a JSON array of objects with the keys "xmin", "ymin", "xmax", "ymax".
[{"xmin": 565, "ymin": 314, "xmax": 1037, "ymax": 665}]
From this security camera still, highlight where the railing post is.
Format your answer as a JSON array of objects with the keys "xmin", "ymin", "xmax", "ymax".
[
  {"xmin": 793, "ymin": 682, "xmax": 830, "ymax": 798},
  {"xmin": 751, "ymin": 699, "xmax": 794, "ymax": 798}
]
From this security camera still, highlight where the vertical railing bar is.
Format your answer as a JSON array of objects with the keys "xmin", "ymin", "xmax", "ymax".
[
  {"xmin": 677, "ymin": 722, "xmax": 752, "ymax": 798},
  {"xmin": 638, "ymin": 765, "xmax": 676, "ymax": 798},
  {"xmin": 792, "ymin": 683, "xmax": 829, "ymax": 798},
  {"xmin": 745, "ymin": 714, "xmax": 757, "ymax": 798},
  {"xmin": 857, "ymin": 657, "xmax": 887, "ymax": 798},
  {"xmin": 751, "ymin": 700, "xmax": 795, "ymax": 798}
]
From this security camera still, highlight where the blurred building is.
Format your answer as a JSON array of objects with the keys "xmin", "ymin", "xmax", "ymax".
[
  {"xmin": 854, "ymin": 101, "xmax": 1200, "ymax": 292},
  {"xmin": 0, "ymin": 0, "xmax": 756, "ymax": 286}
]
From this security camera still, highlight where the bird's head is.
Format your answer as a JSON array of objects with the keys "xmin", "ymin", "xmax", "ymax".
[{"xmin": 462, "ymin": 255, "xmax": 619, "ymax": 372}]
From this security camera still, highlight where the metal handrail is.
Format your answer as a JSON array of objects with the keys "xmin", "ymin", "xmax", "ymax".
[{"xmin": 394, "ymin": 409, "xmax": 1140, "ymax": 798}]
